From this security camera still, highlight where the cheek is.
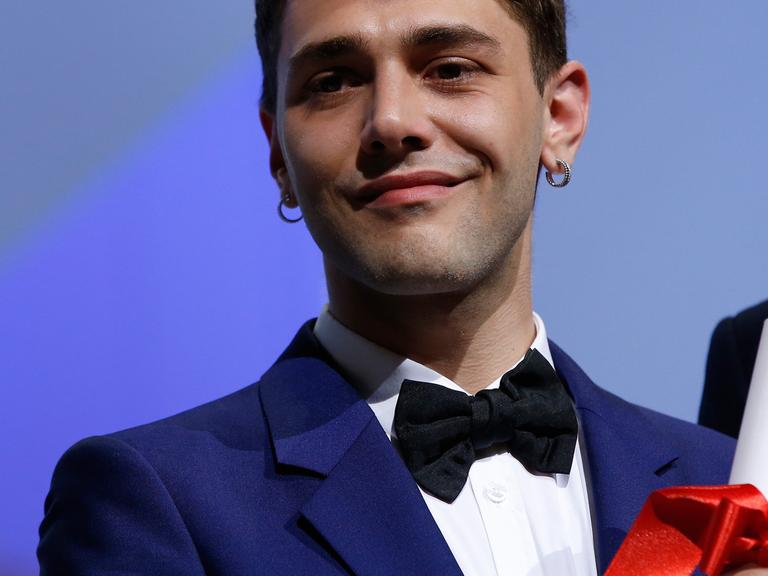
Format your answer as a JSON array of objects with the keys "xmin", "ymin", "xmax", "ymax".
[
  {"xmin": 438, "ymin": 96, "xmax": 540, "ymax": 175},
  {"xmin": 282, "ymin": 114, "xmax": 360, "ymax": 200}
]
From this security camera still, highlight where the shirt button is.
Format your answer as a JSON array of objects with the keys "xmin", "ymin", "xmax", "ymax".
[{"xmin": 484, "ymin": 482, "xmax": 508, "ymax": 504}]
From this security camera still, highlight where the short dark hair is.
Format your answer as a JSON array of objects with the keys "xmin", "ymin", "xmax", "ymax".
[{"xmin": 255, "ymin": 0, "xmax": 567, "ymax": 114}]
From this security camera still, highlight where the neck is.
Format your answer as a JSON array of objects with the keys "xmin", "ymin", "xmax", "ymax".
[{"xmin": 326, "ymin": 222, "xmax": 536, "ymax": 394}]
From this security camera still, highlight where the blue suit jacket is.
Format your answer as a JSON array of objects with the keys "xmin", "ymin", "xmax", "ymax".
[{"xmin": 38, "ymin": 322, "xmax": 735, "ymax": 575}]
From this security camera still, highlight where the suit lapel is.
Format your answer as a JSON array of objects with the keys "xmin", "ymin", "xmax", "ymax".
[
  {"xmin": 550, "ymin": 341, "xmax": 685, "ymax": 574},
  {"xmin": 300, "ymin": 417, "xmax": 463, "ymax": 576},
  {"xmin": 260, "ymin": 325, "xmax": 462, "ymax": 576},
  {"xmin": 261, "ymin": 324, "xmax": 684, "ymax": 574}
]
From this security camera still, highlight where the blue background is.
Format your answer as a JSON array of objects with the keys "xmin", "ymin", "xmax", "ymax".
[{"xmin": 2, "ymin": 2, "xmax": 766, "ymax": 573}]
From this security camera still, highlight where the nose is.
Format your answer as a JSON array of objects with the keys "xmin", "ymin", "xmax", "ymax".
[{"xmin": 360, "ymin": 66, "xmax": 436, "ymax": 157}]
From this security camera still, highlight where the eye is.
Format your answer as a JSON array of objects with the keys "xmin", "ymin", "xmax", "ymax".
[
  {"xmin": 314, "ymin": 74, "xmax": 343, "ymax": 93},
  {"xmin": 435, "ymin": 63, "xmax": 465, "ymax": 80},
  {"xmin": 426, "ymin": 59, "xmax": 481, "ymax": 86},
  {"xmin": 307, "ymin": 69, "xmax": 361, "ymax": 94}
]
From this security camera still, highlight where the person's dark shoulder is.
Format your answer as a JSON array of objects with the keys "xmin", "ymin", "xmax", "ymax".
[
  {"xmin": 724, "ymin": 299, "xmax": 768, "ymax": 378},
  {"xmin": 699, "ymin": 298, "xmax": 768, "ymax": 437}
]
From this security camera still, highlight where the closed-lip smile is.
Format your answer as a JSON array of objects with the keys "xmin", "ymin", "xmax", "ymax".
[{"xmin": 357, "ymin": 171, "xmax": 466, "ymax": 208}]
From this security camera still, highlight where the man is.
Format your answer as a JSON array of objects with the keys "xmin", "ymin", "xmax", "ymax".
[
  {"xmin": 699, "ymin": 299, "xmax": 768, "ymax": 438},
  {"xmin": 38, "ymin": 1, "xmax": 736, "ymax": 574}
]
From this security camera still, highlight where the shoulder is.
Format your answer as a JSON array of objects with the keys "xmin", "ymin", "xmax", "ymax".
[
  {"xmin": 593, "ymin": 378, "xmax": 732, "ymax": 471},
  {"xmin": 61, "ymin": 380, "xmax": 272, "ymax": 501},
  {"xmin": 620, "ymin": 396, "xmax": 734, "ymax": 465},
  {"xmin": 720, "ymin": 298, "xmax": 768, "ymax": 335},
  {"xmin": 37, "ymin": 394, "xmax": 257, "ymax": 575},
  {"xmin": 46, "ymin": 379, "xmax": 271, "ymax": 518},
  {"xmin": 41, "ymin": 378, "xmax": 266, "ymax": 473},
  {"xmin": 47, "ymin": 321, "xmax": 329, "ymax": 499},
  {"xmin": 39, "ymin": 381, "xmax": 272, "ymax": 572},
  {"xmin": 550, "ymin": 340, "xmax": 735, "ymax": 483},
  {"xmin": 710, "ymin": 298, "xmax": 768, "ymax": 374},
  {"xmin": 110, "ymin": 381, "xmax": 266, "ymax": 457}
]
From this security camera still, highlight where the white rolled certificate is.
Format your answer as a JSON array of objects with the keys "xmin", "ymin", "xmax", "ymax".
[{"xmin": 729, "ymin": 319, "xmax": 768, "ymax": 496}]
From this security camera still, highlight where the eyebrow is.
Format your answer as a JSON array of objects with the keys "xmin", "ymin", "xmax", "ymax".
[
  {"xmin": 288, "ymin": 33, "xmax": 370, "ymax": 72},
  {"xmin": 401, "ymin": 24, "xmax": 502, "ymax": 54},
  {"xmin": 287, "ymin": 24, "xmax": 501, "ymax": 73}
]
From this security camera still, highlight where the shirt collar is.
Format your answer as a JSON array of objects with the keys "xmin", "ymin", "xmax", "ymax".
[{"xmin": 314, "ymin": 307, "xmax": 554, "ymax": 439}]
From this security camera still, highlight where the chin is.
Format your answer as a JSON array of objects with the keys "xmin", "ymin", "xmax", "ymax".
[
  {"xmin": 361, "ymin": 271, "xmax": 473, "ymax": 297},
  {"xmin": 313, "ymin": 207, "xmax": 528, "ymax": 297},
  {"xmin": 348, "ymin": 245, "xmax": 493, "ymax": 297}
]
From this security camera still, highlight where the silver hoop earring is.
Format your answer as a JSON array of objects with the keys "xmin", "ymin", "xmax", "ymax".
[
  {"xmin": 545, "ymin": 159, "xmax": 571, "ymax": 188},
  {"xmin": 278, "ymin": 196, "xmax": 303, "ymax": 223}
]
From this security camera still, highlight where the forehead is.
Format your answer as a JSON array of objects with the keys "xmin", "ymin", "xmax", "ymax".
[{"xmin": 279, "ymin": 0, "xmax": 525, "ymax": 62}]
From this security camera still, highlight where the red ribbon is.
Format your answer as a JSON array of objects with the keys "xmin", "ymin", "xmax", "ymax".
[{"xmin": 606, "ymin": 484, "xmax": 768, "ymax": 576}]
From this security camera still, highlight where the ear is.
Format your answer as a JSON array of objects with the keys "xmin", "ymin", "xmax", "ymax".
[
  {"xmin": 540, "ymin": 61, "xmax": 590, "ymax": 175},
  {"xmin": 259, "ymin": 109, "xmax": 298, "ymax": 207}
]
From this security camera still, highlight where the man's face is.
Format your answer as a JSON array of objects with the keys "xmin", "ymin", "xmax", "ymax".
[{"xmin": 269, "ymin": 0, "xmax": 548, "ymax": 296}]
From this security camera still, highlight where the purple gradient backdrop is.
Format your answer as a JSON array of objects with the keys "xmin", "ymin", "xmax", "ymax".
[{"xmin": 3, "ymin": 2, "xmax": 767, "ymax": 574}]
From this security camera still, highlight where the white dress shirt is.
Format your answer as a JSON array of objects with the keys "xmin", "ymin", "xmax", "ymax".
[{"xmin": 314, "ymin": 309, "xmax": 597, "ymax": 576}]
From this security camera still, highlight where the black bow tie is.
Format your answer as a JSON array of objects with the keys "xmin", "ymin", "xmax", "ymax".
[{"xmin": 393, "ymin": 349, "xmax": 578, "ymax": 503}]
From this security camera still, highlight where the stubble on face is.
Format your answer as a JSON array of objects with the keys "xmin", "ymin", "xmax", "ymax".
[
  {"xmin": 311, "ymin": 167, "xmax": 539, "ymax": 297},
  {"xmin": 275, "ymin": 0, "xmax": 545, "ymax": 298}
]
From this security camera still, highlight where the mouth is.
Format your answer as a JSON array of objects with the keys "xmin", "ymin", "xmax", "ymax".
[{"xmin": 356, "ymin": 171, "xmax": 467, "ymax": 209}]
